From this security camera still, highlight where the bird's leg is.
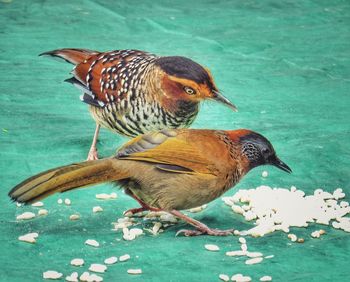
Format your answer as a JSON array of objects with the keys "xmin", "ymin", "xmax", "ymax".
[
  {"xmin": 124, "ymin": 191, "xmax": 161, "ymax": 216},
  {"xmin": 87, "ymin": 123, "xmax": 100, "ymax": 161},
  {"xmin": 170, "ymin": 210, "xmax": 234, "ymax": 237}
]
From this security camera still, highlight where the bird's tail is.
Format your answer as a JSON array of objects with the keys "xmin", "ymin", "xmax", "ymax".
[
  {"xmin": 39, "ymin": 48, "xmax": 100, "ymax": 65},
  {"xmin": 8, "ymin": 158, "xmax": 129, "ymax": 204}
]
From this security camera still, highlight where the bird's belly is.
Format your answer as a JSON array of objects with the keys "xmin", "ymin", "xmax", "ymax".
[
  {"xmin": 118, "ymin": 165, "xmax": 225, "ymax": 211},
  {"xmin": 89, "ymin": 104, "xmax": 197, "ymax": 138}
]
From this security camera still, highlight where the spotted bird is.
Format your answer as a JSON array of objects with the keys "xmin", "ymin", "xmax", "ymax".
[{"xmin": 40, "ymin": 49, "xmax": 237, "ymax": 160}]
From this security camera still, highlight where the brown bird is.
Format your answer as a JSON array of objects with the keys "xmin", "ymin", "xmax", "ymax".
[
  {"xmin": 9, "ymin": 128, "xmax": 291, "ymax": 236},
  {"xmin": 40, "ymin": 49, "xmax": 237, "ymax": 160}
]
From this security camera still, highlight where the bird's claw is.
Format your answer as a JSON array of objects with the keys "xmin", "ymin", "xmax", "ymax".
[
  {"xmin": 176, "ymin": 228, "xmax": 235, "ymax": 237},
  {"xmin": 87, "ymin": 148, "xmax": 99, "ymax": 161},
  {"xmin": 176, "ymin": 229, "xmax": 204, "ymax": 237},
  {"xmin": 123, "ymin": 207, "xmax": 147, "ymax": 217}
]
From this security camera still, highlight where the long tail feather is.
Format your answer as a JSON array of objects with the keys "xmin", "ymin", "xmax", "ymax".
[
  {"xmin": 39, "ymin": 48, "xmax": 100, "ymax": 65},
  {"xmin": 9, "ymin": 158, "xmax": 128, "ymax": 204}
]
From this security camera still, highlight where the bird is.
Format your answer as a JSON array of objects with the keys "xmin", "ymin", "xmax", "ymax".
[
  {"xmin": 40, "ymin": 48, "xmax": 237, "ymax": 160},
  {"xmin": 9, "ymin": 128, "xmax": 291, "ymax": 236}
]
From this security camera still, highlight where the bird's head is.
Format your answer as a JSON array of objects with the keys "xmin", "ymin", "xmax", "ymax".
[
  {"xmin": 230, "ymin": 130, "xmax": 292, "ymax": 173},
  {"xmin": 155, "ymin": 56, "xmax": 237, "ymax": 111}
]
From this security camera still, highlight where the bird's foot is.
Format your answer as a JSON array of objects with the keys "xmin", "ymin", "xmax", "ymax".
[
  {"xmin": 123, "ymin": 204, "xmax": 161, "ymax": 217},
  {"xmin": 87, "ymin": 147, "xmax": 99, "ymax": 161},
  {"xmin": 123, "ymin": 207, "xmax": 148, "ymax": 217},
  {"xmin": 170, "ymin": 209, "xmax": 234, "ymax": 237},
  {"xmin": 176, "ymin": 228, "xmax": 234, "ymax": 237}
]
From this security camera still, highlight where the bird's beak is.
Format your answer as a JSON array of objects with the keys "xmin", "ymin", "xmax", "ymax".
[
  {"xmin": 272, "ymin": 157, "xmax": 292, "ymax": 173},
  {"xmin": 212, "ymin": 90, "xmax": 238, "ymax": 112}
]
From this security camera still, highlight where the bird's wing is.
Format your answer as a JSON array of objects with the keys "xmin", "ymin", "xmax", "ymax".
[
  {"xmin": 68, "ymin": 50, "xmax": 155, "ymax": 108},
  {"xmin": 116, "ymin": 129, "xmax": 217, "ymax": 175}
]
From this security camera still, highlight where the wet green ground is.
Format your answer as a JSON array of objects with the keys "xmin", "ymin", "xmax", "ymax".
[{"xmin": 0, "ymin": 0, "xmax": 349, "ymax": 281}]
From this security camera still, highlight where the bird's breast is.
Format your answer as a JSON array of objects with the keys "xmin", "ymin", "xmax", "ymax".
[{"xmin": 89, "ymin": 96, "xmax": 197, "ymax": 137}]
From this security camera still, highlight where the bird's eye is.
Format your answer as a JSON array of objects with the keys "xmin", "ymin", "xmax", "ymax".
[
  {"xmin": 262, "ymin": 148, "xmax": 269, "ymax": 155},
  {"xmin": 183, "ymin": 86, "xmax": 196, "ymax": 95}
]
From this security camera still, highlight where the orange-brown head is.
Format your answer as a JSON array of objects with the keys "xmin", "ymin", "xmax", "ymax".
[
  {"xmin": 155, "ymin": 56, "xmax": 237, "ymax": 112},
  {"xmin": 227, "ymin": 129, "xmax": 292, "ymax": 173}
]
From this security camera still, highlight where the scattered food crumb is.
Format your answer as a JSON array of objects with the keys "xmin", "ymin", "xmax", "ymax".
[
  {"xmin": 245, "ymin": 257, "xmax": 263, "ymax": 265},
  {"xmin": 43, "ymin": 270, "xmax": 62, "ymax": 280},
  {"xmin": 112, "ymin": 217, "xmax": 134, "ymax": 230},
  {"xmin": 57, "ymin": 199, "xmax": 63, "ymax": 204},
  {"xmin": 79, "ymin": 272, "xmax": 90, "ymax": 282},
  {"xmin": 122, "ymin": 228, "xmax": 136, "ymax": 241},
  {"xmin": 127, "ymin": 269, "xmax": 142, "ymax": 275},
  {"xmin": 231, "ymin": 274, "xmax": 243, "ymax": 281},
  {"xmin": 71, "ymin": 258, "xmax": 84, "ymax": 266},
  {"xmin": 119, "ymin": 254, "xmax": 131, "ymax": 262},
  {"xmin": 188, "ymin": 204, "xmax": 207, "ymax": 213},
  {"xmin": 93, "ymin": 206, "xmax": 103, "ymax": 213},
  {"xmin": 16, "ymin": 212, "xmax": 35, "ymax": 220},
  {"xmin": 205, "ymin": 244, "xmax": 220, "ymax": 251},
  {"xmin": 232, "ymin": 205, "xmax": 244, "ymax": 214},
  {"xmin": 129, "ymin": 228, "xmax": 143, "ymax": 236},
  {"xmin": 265, "ymin": 255, "xmax": 274, "ymax": 259},
  {"xmin": 159, "ymin": 213, "xmax": 177, "ymax": 222},
  {"xmin": 96, "ymin": 193, "xmax": 117, "ymax": 200},
  {"xmin": 262, "ymin": 171, "xmax": 268, "ymax": 178},
  {"xmin": 152, "ymin": 222, "xmax": 162, "ymax": 235},
  {"xmin": 88, "ymin": 274, "xmax": 103, "ymax": 282},
  {"xmin": 297, "ymin": 238, "xmax": 305, "ymax": 243},
  {"xmin": 64, "ymin": 198, "xmax": 71, "ymax": 205},
  {"xmin": 237, "ymin": 276, "xmax": 251, "ymax": 282},
  {"xmin": 104, "ymin": 256, "xmax": 118, "ymax": 265},
  {"xmin": 122, "ymin": 227, "xmax": 144, "ymax": 241},
  {"xmin": 232, "ymin": 274, "xmax": 252, "ymax": 282},
  {"xmin": 144, "ymin": 222, "xmax": 163, "ymax": 235},
  {"xmin": 225, "ymin": 250, "xmax": 247, "ymax": 257},
  {"xmin": 89, "ymin": 264, "xmax": 107, "ymax": 273},
  {"xmin": 333, "ymin": 188, "xmax": 345, "ymax": 200},
  {"xmin": 246, "ymin": 251, "xmax": 263, "ymax": 258},
  {"xmin": 239, "ymin": 237, "xmax": 246, "ymax": 244},
  {"xmin": 18, "ymin": 232, "xmax": 38, "ymax": 244},
  {"xmin": 311, "ymin": 230, "xmax": 320, "ymax": 238},
  {"xmin": 69, "ymin": 214, "xmax": 80, "ymax": 220},
  {"xmin": 38, "ymin": 209, "xmax": 48, "ymax": 216},
  {"xmin": 241, "ymin": 243, "xmax": 248, "ymax": 251},
  {"xmin": 85, "ymin": 239, "xmax": 99, "ymax": 247},
  {"xmin": 65, "ymin": 272, "xmax": 78, "ymax": 282},
  {"xmin": 260, "ymin": 276, "xmax": 272, "ymax": 281},
  {"xmin": 31, "ymin": 201, "xmax": 44, "ymax": 207},
  {"xmin": 219, "ymin": 274, "xmax": 230, "ymax": 281},
  {"xmin": 287, "ymin": 233, "xmax": 297, "ymax": 242}
]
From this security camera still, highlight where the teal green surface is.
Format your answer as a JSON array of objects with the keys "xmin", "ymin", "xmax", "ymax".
[{"xmin": 1, "ymin": 0, "xmax": 350, "ymax": 281}]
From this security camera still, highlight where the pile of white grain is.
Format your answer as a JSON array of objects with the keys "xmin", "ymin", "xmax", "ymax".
[{"xmin": 222, "ymin": 185, "xmax": 349, "ymax": 237}]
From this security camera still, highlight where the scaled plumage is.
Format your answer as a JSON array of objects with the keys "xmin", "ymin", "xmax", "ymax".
[{"xmin": 40, "ymin": 49, "xmax": 237, "ymax": 160}]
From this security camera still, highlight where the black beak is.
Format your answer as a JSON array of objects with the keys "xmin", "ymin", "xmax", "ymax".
[
  {"xmin": 212, "ymin": 90, "xmax": 238, "ymax": 112},
  {"xmin": 272, "ymin": 157, "xmax": 292, "ymax": 173}
]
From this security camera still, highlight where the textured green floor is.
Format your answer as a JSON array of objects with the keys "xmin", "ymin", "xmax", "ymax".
[{"xmin": 1, "ymin": 0, "xmax": 350, "ymax": 281}]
